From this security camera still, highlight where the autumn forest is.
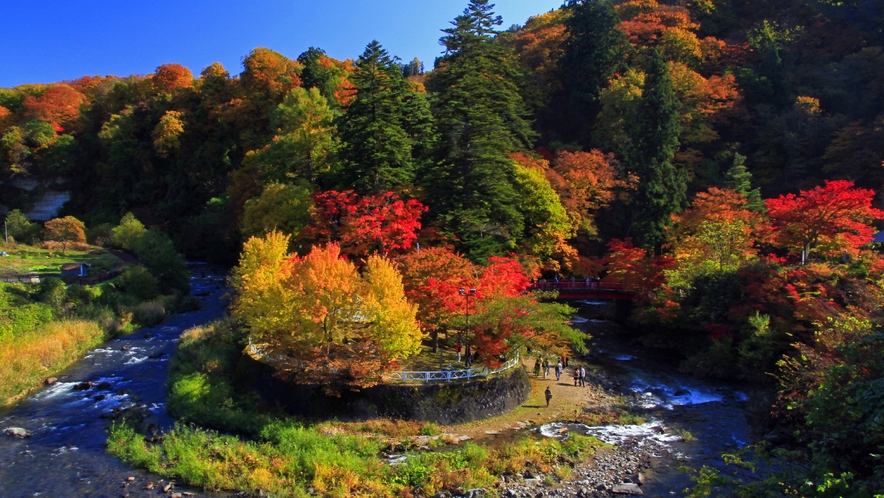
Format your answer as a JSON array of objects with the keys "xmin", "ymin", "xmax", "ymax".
[{"xmin": 3, "ymin": 0, "xmax": 884, "ymax": 495}]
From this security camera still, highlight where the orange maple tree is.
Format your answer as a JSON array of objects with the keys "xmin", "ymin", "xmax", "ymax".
[
  {"xmin": 22, "ymin": 84, "xmax": 87, "ymax": 127},
  {"xmin": 152, "ymin": 63, "xmax": 194, "ymax": 93}
]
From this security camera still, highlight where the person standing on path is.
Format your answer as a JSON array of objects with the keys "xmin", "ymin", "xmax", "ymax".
[
  {"xmin": 579, "ymin": 365, "xmax": 586, "ymax": 387},
  {"xmin": 555, "ymin": 361, "xmax": 562, "ymax": 381},
  {"xmin": 545, "ymin": 386, "xmax": 553, "ymax": 407},
  {"xmin": 573, "ymin": 367, "xmax": 580, "ymax": 386},
  {"xmin": 544, "ymin": 358, "xmax": 550, "ymax": 378}
]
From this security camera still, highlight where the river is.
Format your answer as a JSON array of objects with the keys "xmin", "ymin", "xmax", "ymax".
[
  {"xmin": 541, "ymin": 305, "xmax": 758, "ymax": 496},
  {"xmin": 0, "ymin": 266, "xmax": 231, "ymax": 498}
]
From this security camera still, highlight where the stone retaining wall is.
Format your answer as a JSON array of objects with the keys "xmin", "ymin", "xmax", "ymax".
[{"xmin": 235, "ymin": 355, "xmax": 532, "ymax": 424}]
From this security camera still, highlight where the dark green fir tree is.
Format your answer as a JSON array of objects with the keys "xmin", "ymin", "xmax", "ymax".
[
  {"xmin": 629, "ymin": 49, "xmax": 686, "ymax": 252},
  {"xmin": 425, "ymin": 0, "xmax": 535, "ymax": 260},
  {"xmin": 335, "ymin": 40, "xmax": 431, "ymax": 194},
  {"xmin": 559, "ymin": 0, "xmax": 629, "ymax": 139}
]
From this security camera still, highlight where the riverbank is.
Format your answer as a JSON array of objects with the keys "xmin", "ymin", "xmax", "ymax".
[{"xmin": 0, "ymin": 269, "xmax": 229, "ymax": 498}]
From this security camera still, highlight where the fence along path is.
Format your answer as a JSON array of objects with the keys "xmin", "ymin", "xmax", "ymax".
[{"xmin": 247, "ymin": 339, "xmax": 521, "ymax": 383}]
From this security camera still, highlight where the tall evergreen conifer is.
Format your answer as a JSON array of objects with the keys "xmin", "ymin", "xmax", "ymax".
[
  {"xmin": 559, "ymin": 0, "xmax": 628, "ymax": 143},
  {"xmin": 336, "ymin": 41, "xmax": 431, "ymax": 193},
  {"xmin": 426, "ymin": 0, "xmax": 535, "ymax": 260},
  {"xmin": 726, "ymin": 153, "xmax": 764, "ymax": 212},
  {"xmin": 630, "ymin": 49, "xmax": 686, "ymax": 251}
]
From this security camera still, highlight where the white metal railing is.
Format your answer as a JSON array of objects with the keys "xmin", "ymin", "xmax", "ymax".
[
  {"xmin": 247, "ymin": 339, "xmax": 520, "ymax": 383},
  {"xmin": 386, "ymin": 355, "xmax": 521, "ymax": 383}
]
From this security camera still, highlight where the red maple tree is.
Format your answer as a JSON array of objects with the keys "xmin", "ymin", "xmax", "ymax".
[
  {"xmin": 764, "ymin": 180, "xmax": 884, "ymax": 261},
  {"xmin": 301, "ymin": 190, "xmax": 427, "ymax": 257}
]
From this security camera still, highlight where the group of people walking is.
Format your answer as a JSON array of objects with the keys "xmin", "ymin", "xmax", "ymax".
[{"xmin": 535, "ymin": 355, "xmax": 589, "ymax": 407}]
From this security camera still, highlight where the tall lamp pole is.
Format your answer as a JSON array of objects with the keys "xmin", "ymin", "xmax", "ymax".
[{"xmin": 459, "ymin": 288, "xmax": 476, "ymax": 365}]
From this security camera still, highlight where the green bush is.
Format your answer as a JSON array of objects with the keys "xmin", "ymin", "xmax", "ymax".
[
  {"xmin": 116, "ymin": 265, "xmax": 159, "ymax": 300},
  {"xmin": 38, "ymin": 277, "xmax": 68, "ymax": 311},
  {"xmin": 131, "ymin": 300, "xmax": 165, "ymax": 326}
]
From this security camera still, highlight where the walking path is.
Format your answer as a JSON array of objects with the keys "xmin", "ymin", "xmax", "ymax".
[{"xmin": 449, "ymin": 362, "xmax": 619, "ymax": 439}]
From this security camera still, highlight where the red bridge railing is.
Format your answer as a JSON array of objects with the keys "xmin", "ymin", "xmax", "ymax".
[{"xmin": 528, "ymin": 280, "xmax": 626, "ymax": 293}]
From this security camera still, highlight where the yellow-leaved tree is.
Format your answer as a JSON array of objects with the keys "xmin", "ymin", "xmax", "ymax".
[{"xmin": 232, "ymin": 232, "xmax": 421, "ymax": 389}]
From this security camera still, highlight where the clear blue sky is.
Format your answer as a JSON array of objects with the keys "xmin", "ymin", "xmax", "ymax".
[{"xmin": 1, "ymin": 0, "xmax": 565, "ymax": 88}]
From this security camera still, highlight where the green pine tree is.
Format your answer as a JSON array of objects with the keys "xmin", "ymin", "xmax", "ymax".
[
  {"xmin": 725, "ymin": 153, "xmax": 764, "ymax": 212},
  {"xmin": 336, "ymin": 41, "xmax": 430, "ymax": 194},
  {"xmin": 629, "ymin": 49, "xmax": 686, "ymax": 251},
  {"xmin": 425, "ymin": 0, "xmax": 536, "ymax": 260},
  {"xmin": 559, "ymin": 0, "xmax": 629, "ymax": 138}
]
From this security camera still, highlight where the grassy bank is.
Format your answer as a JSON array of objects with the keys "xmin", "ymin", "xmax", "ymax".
[
  {"xmin": 0, "ymin": 245, "xmax": 193, "ymax": 406},
  {"xmin": 0, "ymin": 319, "xmax": 105, "ymax": 404},
  {"xmin": 108, "ymin": 320, "xmax": 608, "ymax": 497}
]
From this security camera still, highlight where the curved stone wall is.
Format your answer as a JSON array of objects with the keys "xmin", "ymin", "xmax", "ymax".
[{"xmin": 235, "ymin": 355, "xmax": 532, "ymax": 424}]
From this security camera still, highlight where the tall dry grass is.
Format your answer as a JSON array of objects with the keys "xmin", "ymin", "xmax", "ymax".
[{"xmin": 0, "ymin": 320, "xmax": 105, "ymax": 406}]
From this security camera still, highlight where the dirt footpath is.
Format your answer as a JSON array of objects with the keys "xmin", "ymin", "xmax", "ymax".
[{"xmin": 448, "ymin": 363, "xmax": 619, "ymax": 439}]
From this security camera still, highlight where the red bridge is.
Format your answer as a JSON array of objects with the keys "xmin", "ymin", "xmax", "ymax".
[{"xmin": 528, "ymin": 280, "xmax": 633, "ymax": 300}]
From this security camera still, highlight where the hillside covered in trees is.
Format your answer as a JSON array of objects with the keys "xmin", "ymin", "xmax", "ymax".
[
  {"xmin": 1, "ymin": 0, "xmax": 880, "ymax": 265},
  {"xmin": 4, "ymin": 0, "xmax": 884, "ymax": 494}
]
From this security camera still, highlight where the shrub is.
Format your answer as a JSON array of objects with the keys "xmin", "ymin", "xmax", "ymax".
[
  {"xmin": 131, "ymin": 300, "xmax": 165, "ymax": 326},
  {"xmin": 116, "ymin": 265, "xmax": 159, "ymax": 300},
  {"xmin": 38, "ymin": 277, "xmax": 68, "ymax": 311},
  {"xmin": 4, "ymin": 209, "xmax": 37, "ymax": 242},
  {"xmin": 87, "ymin": 222, "xmax": 115, "ymax": 246},
  {"xmin": 111, "ymin": 213, "xmax": 146, "ymax": 251}
]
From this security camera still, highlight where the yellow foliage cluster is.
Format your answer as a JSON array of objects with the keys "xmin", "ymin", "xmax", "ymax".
[{"xmin": 231, "ymin": 231, "xmax": 421, "ymax": 388}]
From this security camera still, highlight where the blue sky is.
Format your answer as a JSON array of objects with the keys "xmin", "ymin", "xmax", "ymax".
[{"xmin": 2, "ymin": 0, "xmax": 565, "ymax": 88}]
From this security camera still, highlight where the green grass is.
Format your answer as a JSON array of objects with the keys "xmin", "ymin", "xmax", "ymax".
[{"xmin": 0, "ymin": 243, "xmax": 122, "ymax": 276}]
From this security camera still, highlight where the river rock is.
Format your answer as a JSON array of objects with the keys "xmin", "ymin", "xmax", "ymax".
[
  {"xmin": 44, "ymin": 377, "xmax": 57, "ymax": 385},
  {"xmin": 673, "ymin": 388, "xmax": 691, "ymax": 396},
  {"xmin": 5, "ymin": 427, "xmax": 30, "ymax": 438},
  {"xmin": 73, "ymin": 381, "xmax": 94, "ymax": 391},
  {"xmin": 96, "ymin": 381, "xmax": 112, "ymax": 390},
  {"xmin": 144, "ymin": 332, "xmax": 154, "ymax": 339},
  {"xmin": 148, "ymin": 351, "xmax": 165, "ymax": 359},
  {"xmin": 612, "ymin": 483, "xmax": 643, "ymax": 495}
]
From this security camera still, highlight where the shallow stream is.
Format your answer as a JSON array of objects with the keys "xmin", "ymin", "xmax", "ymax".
[
  {"xmin": 0, "ymin": 266, "xmax": 230, "ymax": 498},
  {"xmin": 551, "ymin": 310, "xmax": 757, "ymax": 495}
]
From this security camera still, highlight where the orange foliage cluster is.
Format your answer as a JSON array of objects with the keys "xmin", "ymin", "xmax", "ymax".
[
  {"xmin": 668, "ymin": 188, "xmax": 760, "ymax": 273},
  {"xmin": 0, "ymin": 106, "xmax": 13, "ymax": 133},
  {"xmin": 22, "ymin": 84, "xmax": 87, "ymax": 127},
  {"xmin": 240, "ymin": 47, "xmax": 303, "ymax": 97},
  {"xmin": 152, "ymin": 63, "xmax": 194, "ymax": 93},
  {"xmin": 616, "ymin": 0, "xmax": 697, "ymax": 46}
]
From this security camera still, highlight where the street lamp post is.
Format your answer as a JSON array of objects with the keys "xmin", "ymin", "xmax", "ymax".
[{"xmin": 459, "ymin": 288, "xmax": 476, "ymax": 366}]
